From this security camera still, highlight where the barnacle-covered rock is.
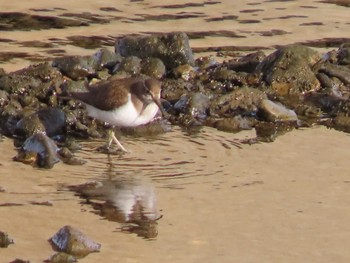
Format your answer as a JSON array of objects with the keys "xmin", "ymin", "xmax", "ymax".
[
  {"xmin": 256, "ymin": 44, "xmax": 321, "ymax": 97},
  {"xmin": 116, "ymin": 32, "xmax": 195, "ymax": 69}
]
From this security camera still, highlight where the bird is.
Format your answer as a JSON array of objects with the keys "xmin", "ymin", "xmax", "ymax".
[{"xmin": 68, "ymin": 77, "xmax": 164, "ymax": 152}]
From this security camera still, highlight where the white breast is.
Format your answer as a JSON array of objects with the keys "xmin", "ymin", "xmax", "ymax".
[{"xmin": 85, "ymin": 94, "xmax": 159, "ymax": 127}]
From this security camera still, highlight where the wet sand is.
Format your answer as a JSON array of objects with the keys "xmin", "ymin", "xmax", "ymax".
[
  {"xmin": 2, "ymin": 126, "xmax": 350, "ymax": 262},
  {"xmin": 1, "ymin": 0, "xmax": 350, "ymax": 262},
  {"xmin": 0, "ymin": 0, "xmax": 349, "ymax": 72}
]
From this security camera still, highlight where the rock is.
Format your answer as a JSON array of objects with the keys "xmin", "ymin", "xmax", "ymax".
[
  {"xmin": 14, "ymin": 133, "xmax": 60, "ymax": 168},
  {"xmin": 0, "ymin": 89, "xmax": 9, "ymax": 107},
  {"xmin": 52, "ymin": 56, "xmax": 98, "ymax": 80},
  {"xmin": 141, "ymin": 57, "xmax": 166, "ymax": 79},
  {"xmin": 173, "ymin": 64, "xmax": 196, "ymax": 80},
  {"xmin": 0, "ymin": 74, "xmax": 41, "ymax": 94},
  {"xmin": 210, "ymin": 86, "xmax": 267, "ymax": 117},
  {"xmin": 161, "ymin": 78, "xmax": 193, "ymax": 101},
  {"xmin": 318, "ymin": 63, "xmax": 350, "ymax": 85},
  {"xmin": 259, "ymin": 99, "xmax": 298, "ymax": 122},
  {"xmin": 226, "ymin": 50, "xmax": 266, "ymax": 73},
  {"xmin": 330, "ymin": 114, "xmax": 350, "ymax": 133},
  {"xmin": 15, "ymin": 108, "xmax": 66, "ymax": 138},
  {"xmin": 337, "ymin": 43, "xmax": 350, "ymax": 65},
  {"xmin": 113, "ymin": 56, "xmax": 141, "ymax": 75},
  {"xmin": 195, "ymin": 56, "xmax": 218, "ymax": 70},
  {"xmin": 49, "ymin": 225, "xmax": 101, "ymax": 258},
  {"xmin": 44, "ymin": 252, "xmax": 77, "ymax": 263},
  {"xmin": 0, "ymin": 63, "xmax": 62, "ymax": 94},
  {"xmin": 244, "ymin": 121, "xmax": 296, "ymax": 143},
  {"xmin": 0, "ymin": 231, "xmax": 14, "ymax": 248},
  {"xmin": 116, "ymin": 32, "xmax": 195, "ymax": 69},
  {"xmin": 189, "ymin": 93, "xmax": 210, "ymax": 119},
  {"xmin": 211, "ymin": 115, "xmax": 254, "ymax": 133},
  {"xmin": 256, "ymin": 44, "xmax": 321, "ymax": 97},
  {"xmin": 92, "ymin": 48, "xmax": 121, "ymax": 69},
  {"xmin": 173, "ymin": 95, "xmax": 190, "ymax": 113}
]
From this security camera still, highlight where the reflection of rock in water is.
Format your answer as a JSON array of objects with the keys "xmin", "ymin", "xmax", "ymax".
[{"xmin": 70, "ymin": 178, "xmax": 160, "ymax": 239}]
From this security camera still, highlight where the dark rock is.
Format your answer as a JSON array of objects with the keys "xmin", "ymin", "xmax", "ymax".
[
  {"xmin": 1, "ymin": 99, "xmax": 23, "ymax": 118},
  {"xmin": 14, "ymin": 133, "xmax": 60, "ymax": 168},
  {"xmin": 246, "ymin": 121, "xmax": 296, "ymax": 143},
  {"xmin": 0, "ymin": 63, "xmax": 62, "ymax": 98},
  {"xmin": 332, "ymin": 114, "xmax": 350, "ymax": 133},
  {"xmin": 211, "ymin": 115, "xmax": 254, "ymax": 133},
  {"xmin": 304, "ymin": 92, "xmax": 345, "ymax": 114},
  {"xmin": 116, "ymin": 32, "xmax": 195, "ymax": 69},
  {"xmin": 58, "ymin": 147, "xmax": 86, "ymax": 166},
  {"xmin": 60, "ymin": 80, "xmax": 88, "ymax": 95},
  {"xmin": 173, "ymin": 64, "xmax": 196, "ymax": 80},
  {"xmin": 14, "ymin": 62, "xmax": 62, "ymax": 82},
  {"xmin": 319, "ymin": 63, "xmax": 350, "ymax": 85},
  {"xmin": 188, "ymin": 92, "xmax": 210, "ymax": 119},
  {"xmin": 210, "ymin": 86, "xmax": 267, "ymax": 117},
  {"xmin": 0, "ymin": 231, "xmax": 14, "ymax": 248},
  {"xmin": 0, "ymin": 90, "xmax": 9, "ymax": 107},
  {"xmin": 256, "ymin": 44, "xmax": 321, "ymax": 97},
  {"xmin": 141, "ymin": 57, "xmax": 166, "ymax": 79},
  {"xmin": 161, "ymin": 78, "xmax": 193, "ymax": 101},
  {"xmin": 0, "ymin": 74, "xmax": 41, "ymax": 94},
  {"xmin": 195, "ymin": 56, "xmax": 218, "ymax": 70},
  {"xmin": 113, "ymin": 56, "xmax": 141, "ymax": 75},
  {"xmin": 15, "ymin": 108, "xmax": 66, "ymax": 138},
  {"xmin": 337, "ymin": 43, "xmax": 350, "ymax": 65},
  {"xmin": 52, "ymin": 56, "xmax": 99, "ymax": 80},
  {"xmin": 226, "ymin": 50, "xmax": 266, "ymax": 73},
  {"xmin": 92, "ymin": 48, "xmax": 121, "ymax": 69}
]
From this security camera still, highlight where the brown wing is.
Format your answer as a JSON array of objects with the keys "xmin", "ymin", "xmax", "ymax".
[{"xmin": 70, "ymin": 79, "xmax": 134, "ymax": 111}]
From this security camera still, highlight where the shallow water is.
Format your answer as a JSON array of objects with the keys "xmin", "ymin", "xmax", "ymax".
[
  {"xmin": 2, "ymin": 127, "xmax": 350, "ymax": 262},
  {"xmin": 1, "ymin": 0, "xmax": 350, "ymax": 262}
]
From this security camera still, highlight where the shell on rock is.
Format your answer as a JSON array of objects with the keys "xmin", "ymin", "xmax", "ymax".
[
  {"xmin": 0, "ymin": 231, "xmax": 14, "ymax": 248},
  {"xmin": 49, "ymin": 225, "xmax": 101, "ymax": 258}
]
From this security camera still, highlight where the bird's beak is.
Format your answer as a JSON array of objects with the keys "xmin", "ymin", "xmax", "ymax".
[{"xmin": 149, "ymin": 93, "xmax": 167, "ymax": 118}]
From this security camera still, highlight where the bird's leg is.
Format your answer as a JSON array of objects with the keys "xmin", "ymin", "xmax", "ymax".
[{"xmin": 107, "ymin": 129, "xmax": 129, "ymax": 153}]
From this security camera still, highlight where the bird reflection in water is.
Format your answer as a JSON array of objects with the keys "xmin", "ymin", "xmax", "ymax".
[{"xmin": 70, "ymin": 177, "xmax": 161, "ymax": 239}]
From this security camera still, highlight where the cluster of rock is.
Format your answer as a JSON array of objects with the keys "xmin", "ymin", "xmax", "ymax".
[{"xmin": 0, "ymin": 32, "xmax": 350, "ymax": 168}]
